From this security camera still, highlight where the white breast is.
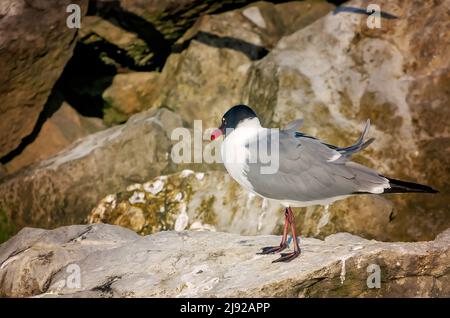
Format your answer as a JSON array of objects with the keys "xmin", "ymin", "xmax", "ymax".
[
  {"xmin": 220, "ymin": 119, "xmax": 262, "ymax": 193},
  {"xmin": 221, "ymin": 132, "xmax": 253, "ymax": 192}
]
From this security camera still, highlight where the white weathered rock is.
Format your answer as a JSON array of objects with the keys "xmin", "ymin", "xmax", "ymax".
[{"xmin": 0, "ymin": 224, "xmax": 448, "ymax": 297}]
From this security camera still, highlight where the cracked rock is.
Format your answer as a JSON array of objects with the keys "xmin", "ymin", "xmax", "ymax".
[{"xmin": 0, "ymin": 224, "xmax": 448, "ymax": 297}]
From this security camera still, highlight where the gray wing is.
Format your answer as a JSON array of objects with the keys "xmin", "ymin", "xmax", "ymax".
[{"xmin": 244, "ymin": 127, "xmax": 388, "ymax": 202}]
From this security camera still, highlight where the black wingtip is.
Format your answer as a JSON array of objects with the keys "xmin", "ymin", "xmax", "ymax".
[{"xmin": 384, "ymin": 177, "xmax": 439, "ymax": 194}]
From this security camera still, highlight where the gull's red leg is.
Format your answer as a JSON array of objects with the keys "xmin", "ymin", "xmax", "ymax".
[
  {"xmin": 273, "ymin": 207, "xmax": 301, "ymax": 262},
  {"xmin": 257, "ymin": 208, "xmax": 289, "ymax": 254}
]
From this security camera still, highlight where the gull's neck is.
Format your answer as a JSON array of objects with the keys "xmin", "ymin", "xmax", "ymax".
[
  {"xmin": 238, "ymin": 117, "xmax": 262, "ymax": 129},
  {"xmin": 225, "ymin": 117, "xmax": 263, "ymax": 142},
  {"xmin": 234, "ymin": 117, "xmax": 262, "ymax": 131}
]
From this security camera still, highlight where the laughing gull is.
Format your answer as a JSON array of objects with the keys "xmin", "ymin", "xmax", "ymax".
[{"xmin": 211, "ymin": 104, "xmax": 438, "ymax": 263}]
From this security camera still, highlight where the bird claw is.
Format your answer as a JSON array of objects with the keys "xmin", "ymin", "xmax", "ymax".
[
  {"xmin": 272, "ymin": 250, "xmax": 301, "ymax": 263},
  {"xmin": 257, "ymin": 243, "xmax": 287, "ymax": 255}
]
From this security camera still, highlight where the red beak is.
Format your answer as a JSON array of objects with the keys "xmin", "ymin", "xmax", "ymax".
[{"xmin": 210, "ymin": 128, "xmax": 223, "ymax": 141}]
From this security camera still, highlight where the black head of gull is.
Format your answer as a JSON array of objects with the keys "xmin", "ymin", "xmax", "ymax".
[{"xmin": 211, "ymin": 104, "xmax": 258, "ymax": 140}]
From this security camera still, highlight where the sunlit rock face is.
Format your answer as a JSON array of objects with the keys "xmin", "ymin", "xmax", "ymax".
[
  {"xmin": 102, "ymin": 72, "xmax": 162, "ymax": 126},
  {"xmin": 242, "ymin": 0, "xmax": 450, "ymax": 241},
  {"xmin": 152, "ymin": 1, "xmax": 335, "ymax": 129},
  {"xmin": 0, "ymin": 0, "xmax": 88, "ymax": 158}
]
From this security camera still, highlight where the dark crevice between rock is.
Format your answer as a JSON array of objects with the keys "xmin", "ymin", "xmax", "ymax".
[
  {"xmin": 87, "ymin": 0, "xmax": 328, "ymax": 68},
  {"xmin": 55, "ymin": 42, "xmax": 116, "ymax": 119},
  {"xmin": 42, "ymin": 262, "xmax": 70, "ymax": 295},
  {"xmin": 326, "ymin": 0, "xmax": 349, "ymax": 6},
  {"xmin": 87, "ymin": 1, "xmax": 170, "ymax": 71},
  {"xmin": 0, "ymin": 246, "xmax": 31, "ymax": 268},
  {"xmin": 172, "ymin": 31, "xmax": 269, "ymax": 60},
  {"xmin": 0, "ymin": 40, "xmax": 113, "ymax": 167},
  {"xmin": 67, "ymin": 225, "xmax": 93, "ymax": 243},
  {"xmin": 92, "ymin": 275, "xmax": 122, "ymax": 294},
  {"xmin": 0, "ymin": 90, "xmax": 65, "ymax": 166},
  {"xmin": 333, "ymin": 6, "xmax": 399, "ymax": 19}
]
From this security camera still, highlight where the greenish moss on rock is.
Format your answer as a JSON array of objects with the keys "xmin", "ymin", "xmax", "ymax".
[{"xmin": 0, "ymin": 208, "xmax": 15, "ymax": 244}]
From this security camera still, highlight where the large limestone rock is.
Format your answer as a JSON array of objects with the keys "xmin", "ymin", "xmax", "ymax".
[
  {"xmin": 0, "ymin": 224, "xmax": 448, "ymax": 297},
  {"xmin": 0, "ymin": 0, "xmax": 88, "ymax": 158},
  {"xmin": 242, "ymin": 0, "xmax": 450, "ymax": 241},
  {"xmin": 3, "ymin": 102, "xmax": 105, "ymax": 175},
  {"xmin": 0, "ymin": 109, "xmax": 181, "ymax": 233},
  {"xmin": 88, "ymin": 170, "xmax": 281, "ymax": 235},
  {"xmin": 152, "ymin": 1, "xmax": 334, "ymax": 128}
]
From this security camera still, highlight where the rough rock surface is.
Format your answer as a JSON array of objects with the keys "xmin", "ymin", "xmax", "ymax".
[
  {"xmin": 0, "ymin": 224, "xmax": 448, "ymax": 297},
  {"xmin": 0, "ymin": 109, "xmax": 181, "ymax": 232},
  {"xmin": 102, "ymin": 72, "xmax": 161, "ymax": 125},
  {"xmin": 3, "ymin": 102, "xmax": 105, "ymax": 175},
  {"xmin": 242, "ymin": 0, "xmax": 450, "ymax": 241},
  {"xmin": 0, "ymin": 0, "xmax": 88, "ymax": 158},
  {"xmin": 88, "ymin": 170, "xmax": 281, "ymax": 235},
  {"xmin": 152, "ymin": 1, "xmax": 334, "ymax": 128}
]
